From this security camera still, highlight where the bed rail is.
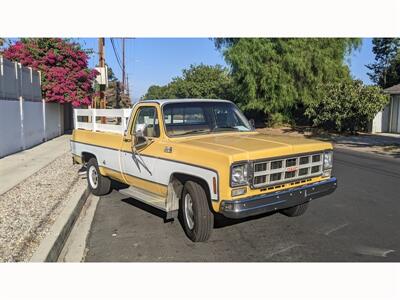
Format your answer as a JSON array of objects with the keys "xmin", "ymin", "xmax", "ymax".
[{"xmin": 73, "ymin": 109, "xmax": 132, "ymax": 134}]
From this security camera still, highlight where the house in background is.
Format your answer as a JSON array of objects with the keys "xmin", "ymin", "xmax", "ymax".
[{"xmin": 371, "ymin": 83, "xmax": 400, "ymax": 134}]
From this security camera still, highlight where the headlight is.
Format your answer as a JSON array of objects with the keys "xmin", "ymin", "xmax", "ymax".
[
  {"xmin": 231, "ymin": 163, "xmax": 248, "ymax": 187},
  {"xmin": 323, "ymin": 151, "xmax": 333, "ymax": 169}
]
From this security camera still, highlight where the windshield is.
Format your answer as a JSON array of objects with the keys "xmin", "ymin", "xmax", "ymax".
[{"xmin": 163, "ymin": 101, "xmax": 252, "ymax": 137}]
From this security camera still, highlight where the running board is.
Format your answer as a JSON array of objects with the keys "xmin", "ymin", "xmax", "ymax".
[{"xmin": 118, "ymin": 186, "xmax": 178, "ymax": 220}]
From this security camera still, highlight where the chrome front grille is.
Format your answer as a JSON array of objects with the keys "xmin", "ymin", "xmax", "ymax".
[{"xmin": 252, "ymin": 153, "xmax": 324, "ymax": 188}]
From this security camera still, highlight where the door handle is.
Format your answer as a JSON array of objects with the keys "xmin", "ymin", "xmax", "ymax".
[{"xmin": 123, "ymin": 137, "xmax": 132, "ymax": 142}]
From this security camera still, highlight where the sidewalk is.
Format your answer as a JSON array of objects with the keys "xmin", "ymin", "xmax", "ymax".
[
  {"xmin": 330, "ymin": 133, "xmax": 400, "ymax": 158},
  {"xmin": 332, "ymin": 132, "xmax": 400, "ymax": 147},
  {"xmin": 257, "ymin": 127, "xmax": 400, "ymax": 159},
  {"xmin": 0, "ymin": 135, "xmax": 71, "ymax": 195}
]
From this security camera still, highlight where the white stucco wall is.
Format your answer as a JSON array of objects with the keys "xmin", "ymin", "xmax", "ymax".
[
  {"xmin": 0, "ymin": 56, "xmax": 64, "ymax": 158},
  {"xmin": 44, "ymin": 102, "xmax": 62, "ymax": 140},
  {"xmin": 0, "ymin": 100, "xmax": 63, "ymax": 158},
  {"xmin": 0, "ymin": 100, "xmax": 23, "ymax": 157},
  {"xmin": 22, "ymin": 101, "xmax": 45, "ymax": 149}
]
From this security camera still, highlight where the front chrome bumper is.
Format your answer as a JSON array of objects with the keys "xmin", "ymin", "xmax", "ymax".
[{"xmin": 220, "ymin": 177, "xmax": 337, "ymax": 219}]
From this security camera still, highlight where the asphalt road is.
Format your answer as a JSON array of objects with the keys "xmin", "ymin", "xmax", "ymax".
[{"xmin": 84, "ymin": 149, "xmax": 400, "ymax": 262}]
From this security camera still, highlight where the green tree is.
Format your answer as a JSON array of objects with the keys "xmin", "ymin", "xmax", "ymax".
[
  {"xmin": 142, "ymin": 64, "xmax": 233, "ymax": 100},
  {"xmin": 305, "ymin": 80, "xmax": 389, "ymax": 133},
  {"xmin": 142, "ymin": 85, "xmax": 171, "ymax": 100},
  {"xmin": 367, "ymin": 38, "xmax": 400, "ymax": 88},
  {"xmin": 105, "ymin": 81, "xmax": 131, "ymax": 108},
  {"xmin": 107, "ymin": 65, "xmax": 118, "ymax": 82},
  {"xmin": 214, "ymin": 38, "xmax": 361, "ymax": 124}
]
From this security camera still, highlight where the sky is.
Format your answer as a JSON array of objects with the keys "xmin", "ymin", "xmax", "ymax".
[
  {"xmin": 78, "ymin": 38, "xmax": 227, "ymax": 102},
  {"xmin": 79, "ymin": 38, "xmax": 375, "ymax": 102},
  {"xmin": 347, "ymin": 38, "xmax": 374, "ymax": 84}
]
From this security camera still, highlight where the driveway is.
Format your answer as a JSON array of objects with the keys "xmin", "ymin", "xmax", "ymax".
[{"xmin": 84, "ymin": 149, "xmax": 400, "ymax": 262}]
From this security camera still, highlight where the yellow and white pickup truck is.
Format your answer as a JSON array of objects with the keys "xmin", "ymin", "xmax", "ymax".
[{"xmin": 71, "ymin": 99, "xmax": 337, "ymax": 242}]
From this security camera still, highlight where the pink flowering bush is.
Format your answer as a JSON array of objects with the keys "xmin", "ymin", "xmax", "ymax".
[{"xmin": 2, "ymin": 38, "xmax": 97, "ymax": 107}]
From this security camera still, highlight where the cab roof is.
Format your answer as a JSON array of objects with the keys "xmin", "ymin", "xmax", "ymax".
[{"xmin": 139, "ymin": 98, "xmax": 232, "ymax": 105}]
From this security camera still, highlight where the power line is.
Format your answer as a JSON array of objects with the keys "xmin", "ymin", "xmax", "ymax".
[
  {"xmin": 110, "ymin": 38, "xmax": 122, "ymax": 70},
  {"xmin": 110, "ymin": 38, "xmax": 123, "ymax": 71},
  {"xmin": 111, "ymin": 38, "xmax": 122, "ymax": 65}
]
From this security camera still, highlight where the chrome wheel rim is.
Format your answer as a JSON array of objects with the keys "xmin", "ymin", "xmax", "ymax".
[
  {"xmin": 184, "ymin": 193, "xmax": 195, "ymax": 230},
  {"xmin": 88, "ymin": 165, "xmax": 98, "ymax": 189}
]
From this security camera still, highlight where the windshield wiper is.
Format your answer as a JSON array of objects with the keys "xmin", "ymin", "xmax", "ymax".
[
  {"xmin": 174, "ymin": 129, "xmax": 210, "ymax": 136},
  {"xmin": 212, "ymin": 126, "xmax": 239, "ymax": 132}
]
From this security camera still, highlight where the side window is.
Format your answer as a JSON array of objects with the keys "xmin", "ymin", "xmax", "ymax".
[{"xmin": 133, "ymin": 106, "xmax": 160, "ymax": 138}]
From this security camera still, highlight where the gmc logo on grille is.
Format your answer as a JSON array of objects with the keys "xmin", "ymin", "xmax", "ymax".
[{"xmin": 286, "ymin": 166, "xmax": 297, "ymax": 172}]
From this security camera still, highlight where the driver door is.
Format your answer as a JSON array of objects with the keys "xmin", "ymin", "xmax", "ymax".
[{"xmin": 120, "ymin": 104, "xmax": 163, "ymax": 196}]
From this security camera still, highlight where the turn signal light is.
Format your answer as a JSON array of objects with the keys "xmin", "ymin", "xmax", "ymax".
[{"xmin": 231, "ymin": 187, "xmax": 246, "ymax": 197}]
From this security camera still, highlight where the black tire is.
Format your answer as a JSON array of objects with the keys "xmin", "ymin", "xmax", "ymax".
[
  {"xmin": 179, "ymin": 180, "xmax": 214, "ymax": 242},
  {"xmin": 86, "ymin": 158, "xmax": 111, "ymax": 196},
  {"xmin": 280, "ymin": 201, "xmax": 309, "ymax": 217}
]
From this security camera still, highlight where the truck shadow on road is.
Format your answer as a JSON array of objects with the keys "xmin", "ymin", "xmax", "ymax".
[
  {"xmin": 119, "ymin": 194, "xmax": 278, "ymax": 229},
  {"xmin": 111, "ymin": 180, "xmax": 130, "ymax": 191},
  {"xmin": 213, "ymin": 211, "xmax": 277, "ymax": 228},
  {"xmin": 120, "ymin": 197, "xmax": 167, "ymax": 220}
]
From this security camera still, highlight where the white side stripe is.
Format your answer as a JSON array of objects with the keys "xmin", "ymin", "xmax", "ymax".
[{"xmin": 71, "ymin": 141, "xmax": 219, "ymax": 200}]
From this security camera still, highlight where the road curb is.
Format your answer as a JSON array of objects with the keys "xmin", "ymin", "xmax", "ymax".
[{"xmin": 30, "ymin": 181, "xmax": 90, "ymax": 262}]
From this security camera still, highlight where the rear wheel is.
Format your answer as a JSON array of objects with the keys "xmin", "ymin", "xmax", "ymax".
[
  {"xmin": 87, "ymin": 158, "xmax": 111, "ymax": 196},
  {"xmin": 280, "ymin": 201, "xmax": 309, "ymax": 217},
  {"xmin": 180, "ymin": 180, "xmax": 214, "ymax": 242}
]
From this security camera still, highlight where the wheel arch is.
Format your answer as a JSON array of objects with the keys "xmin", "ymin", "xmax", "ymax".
[
  {"xmin": 81, "ymin": 152, "xmax": 97, "ymax": 164},
  {"xmin": 81, "ymin": 152, "xmax": 108, "ymax": 177},
  {"xmin": 166, "ymin": 172, "xmax": 214, "ymax": 214}
]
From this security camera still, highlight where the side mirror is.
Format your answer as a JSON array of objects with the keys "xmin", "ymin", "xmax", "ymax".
[
  {"xmin": 249, "ymin": 119, "xmax": 255, "ymax": 130},
  {"xmin": 133, "ymin": 125, "xmax": 149, "ymax": 150}
]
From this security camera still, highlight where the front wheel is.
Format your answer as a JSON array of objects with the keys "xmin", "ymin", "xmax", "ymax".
[
  {"xmin": 180, "ymin": 181, "xmax": 214, "ymax": 242},
  {"xmin": 86, "ymin": 158, "xmax": 111, "ymax": 196},
  {"xmin": 280, "ymin": 201, "xmax": 309, "ymax": 217}
]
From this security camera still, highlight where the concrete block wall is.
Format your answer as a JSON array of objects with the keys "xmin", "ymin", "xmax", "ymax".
[{"xmin": 0, "ymin": 56, "xmax": 63, "ymax": 158}]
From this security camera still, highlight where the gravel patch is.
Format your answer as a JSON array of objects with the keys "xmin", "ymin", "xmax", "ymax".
[{"xmin": 0, "ymin": 153, "xmax": 83, "ymax": 262}]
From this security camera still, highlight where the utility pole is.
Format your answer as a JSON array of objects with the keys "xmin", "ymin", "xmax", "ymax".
[
  {"xmin": 126, "ymin": 74, "xmax": 130, "ymax": 96},
  {"xmin": 122, "ymin": 38, "xmax": 126, "ymax": 94},
  {"xmin": 115, "ymin": 81, "xmax": 121, "ymax": 109},
  {"xmin": 98, "ymin": 38, "xmax": 106, "ymax": 123}
]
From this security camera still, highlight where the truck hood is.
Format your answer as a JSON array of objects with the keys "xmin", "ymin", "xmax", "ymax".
[{"xmin": 175, "ymin": 132, "xmax": 332, "ymax": 161}]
